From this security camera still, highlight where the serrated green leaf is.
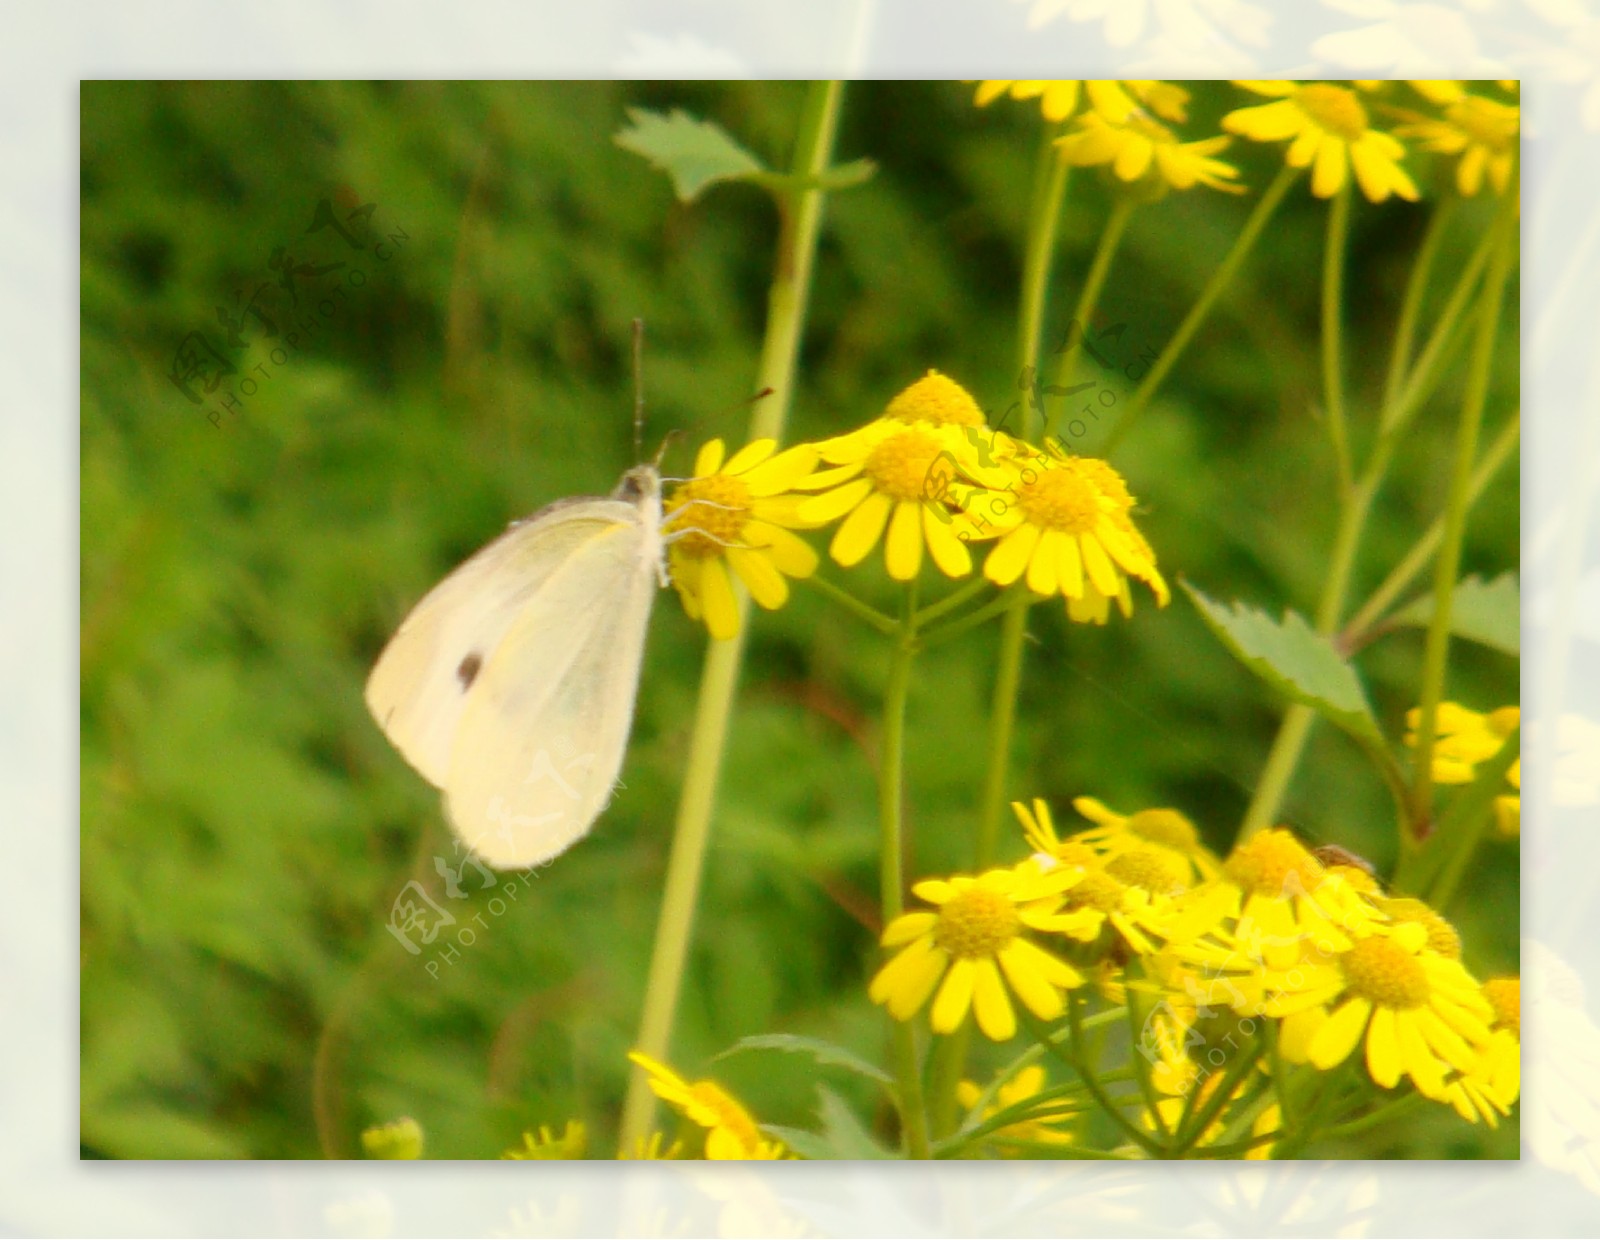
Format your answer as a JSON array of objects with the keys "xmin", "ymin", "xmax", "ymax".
[
  {"xmin": 614, "ymin": 107, "xmax": 767, "ymax": 202},
  {"xmin": 1183, "ymin": 581, "xmax": 1381, "ymax": 744},
  {"xmin": 1393, "ymin": 573, "xmax": 1519, "ymax": 656},
  {"xmin": 716, "ymin": 1033, "xmax": 896, "ymax": 1092}
]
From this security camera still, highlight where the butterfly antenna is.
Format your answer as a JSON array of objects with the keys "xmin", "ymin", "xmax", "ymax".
[{"xmin": 631, "ymin": 317, "xmax": 646, "ymax": 464}]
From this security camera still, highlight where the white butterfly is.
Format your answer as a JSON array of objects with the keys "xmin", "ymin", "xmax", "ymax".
[{"xmin": 366, "ymin": 465, "xmax": 666, "ymax": 869}]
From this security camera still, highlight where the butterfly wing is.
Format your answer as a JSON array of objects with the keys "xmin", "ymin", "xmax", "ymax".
[
  {"xmin": 364, "ymin": 497, "xmax": 640, "ymax": 788},
  {"xmin": 443, "ymin": 504, "xmax": 660, "ymax": 867}
]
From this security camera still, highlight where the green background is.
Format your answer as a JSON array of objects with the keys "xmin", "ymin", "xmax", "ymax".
[{"xmin": 80, "ymin": 80, "xmax": 1518, "ymax": 1159}]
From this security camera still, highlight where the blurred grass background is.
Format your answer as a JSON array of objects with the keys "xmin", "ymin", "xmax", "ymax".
[{"xmin": 80, "ymin": 81, "xmax": 1518, "ymax": 1159}]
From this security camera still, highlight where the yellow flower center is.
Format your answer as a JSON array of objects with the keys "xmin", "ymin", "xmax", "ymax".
[
  {"xmin": 863, "ymin": 428, "xmax": 948, "ymax": 502},
  {"xmin": 1105, "ymin": 846, "xmax": 1187, "ymax": 895},
  {"xmin": 1073, "ymin": 456, "xmax": 1135, "ymax": 508},
  {"xmin": 1125, "ymin": 808, "xmax": 1197, "ymax": 851},
  {"xmin": 1340, "ymin": 936, "xmax": 1430, "ymax": 1010},
  {"xmin": 1449, "ymin": 97, "xmax": 1518, "ymax": 151},
  {"xmin": 1380, "ymin": 897, "xmax": 1462, "ymax": 960},
  {"xmin": 932, "ymin": 887, "xmax": 1021, "ymax": 958},
  {"xmin": 1226, "ymin": 830, "xmax": 1324, "ymax": 900},
  {"xmin": 1064, "ymin": 870, "xmax": 1126, "ymax": 914},
  {"xmin": 885, "ymin": 370, "xmax": 986, "ymax": 427},
  {"xmin": 1483, "ymin": 977, "xmax": 1520, "ymax": 1036},
  {"xmin": 1296, "ymin": 83, "xmax": 1369, "ymax": 142},
  {"xmin": 1016, "ymin": 465, "xmax": 1103, "ymax": 533},
  {"xmin": 664, "ymin": 474, "xmax": 751, "ymax": 559}
]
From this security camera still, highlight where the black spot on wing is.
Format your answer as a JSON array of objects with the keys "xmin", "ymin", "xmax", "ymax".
[{"xmin": 457, "ymin": 652, "xmax": 484, "ymax": 690}]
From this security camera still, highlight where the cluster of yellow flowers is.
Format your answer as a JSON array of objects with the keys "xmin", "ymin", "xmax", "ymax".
[
  {"xmin": 870, "ymin": 794, "xmax": 1521, "ymax": 1143},
  {"xmin": 1408, "ymin": 701, "xmax": 1521, "ymax": 837},
  {"xmin": 662, "ymin": 370, "xmax": 1168, "ymax": 638},
  {"xmin": 973, "ymin": 78, "xmax": 1519, "ymax": 203}
]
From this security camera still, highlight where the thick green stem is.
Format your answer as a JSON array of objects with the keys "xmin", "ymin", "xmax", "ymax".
[
  {"xmin": 618, "ymin": 79, "xmax": 843, "ymax": 1156},
  {"xmin": 1103, "ymin": 164, "xmax": 1298, "ymax": 456},
  {"xmin": 1409, "ymin": 175, "xmax": 1519, "ymax": 828}
]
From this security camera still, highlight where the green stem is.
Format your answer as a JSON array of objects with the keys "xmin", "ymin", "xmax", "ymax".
[
  {"xmin": 1322, "ymin": 183, "xmax": 1354, "ymax": 491},
  {"xmin": 1341, "ymin": 411, "xmax": 1520, "ymax": 648},
  {"xmin": 912, "ymin": 575, "xmax": 991, "ymax": 628},
  {"xmin": 882, "ymin": 582, "xmax": 931, "ymax": 1158},
  {"xmin": 1384, "ymin": 197, "xmax": 1456, "ymax": 414},
  {"xmin": 1320, "ymin": 1089, "xmax": 1428, "ymax": 1142},
  {"xmin": 618, "ymin": 79, "xmax": 843, "ymax": 1157},
  {"xmin": 1102, "ymin": 164, "xmax": 1298, "ymax": 456},
  {"xmin": 920, "ymin": 585, "xmax": 1034, "ymax": 649},
  {"xmin": 928, "ymin": 129, "xmax": 1072, "ymax": 1141},
  {"xmin": 805, "ymin": 571, "xmax": 898, "ymax": 635},
  {"xmin": 1408, "ymin": 174, "xmax": 1519, "ymax": 829},
  {"xmin": 1048, "ymin": 196, "xmax": 1135, "ymax": 439},
  {"xmin": 1237, "ymin": 179, "xmax": 1506, "ymax": 842}
]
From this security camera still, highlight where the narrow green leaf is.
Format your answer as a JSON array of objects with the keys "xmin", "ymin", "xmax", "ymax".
[
  {"xmin": 614, "ymin": 107, "xmax": 767, "ymax": 202},
  {"xmin": 1183, "ymin": 581, "xmax": 1382, "ymax": 744},
  {"xmin": 716, "ymin": 1033, "xmax": 897, "ymax": 1092},
  {"xmin": 1393, "ymin": 572, "xmax": 1519, "ymax": 656}
]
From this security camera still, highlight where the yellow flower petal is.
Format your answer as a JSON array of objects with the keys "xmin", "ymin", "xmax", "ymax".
[
  {"xmin": 693, "ymin": 439, "xmax": 727, "ymax": 477},
  {"xmin": 985, "ymin": 522, "xmax": 1040, "ymax": 586},
  {"xmin": 799, "ymin": 477, "xmax": 873, "ymax": 524},
  {"xmin": 699, "ymin": 557, "xmax": 740, "ymax": 640},
  {"xmin": 1311, "ymin": 138, "xmax": 1346, "ymax": 198},
  {"xmin": 723, "ymin": 438, "xmax": 778, "ymax": 475},
  {"xmin": 885, "ymin": 500, "xmax": 924, "ymax": 581},
  {"xmin": 830, "ymin": 490, "xmax": 894, "ymax": 567},
  {"xmin": 1026, "ymin": 530, "xmax": 1060, "ymax": 596},
  {"xmin": 997, "ymin": 940, "xmax": 1068, "ymax": 1019},
  {"xmin": 922, "ymin": 503, "xmax": 973, "ymax": 578},
  {"xmin": 881, "ymin": 911, "xmax": 938, "ymax": 947},
  {"xmin": 972, "ymin": 957, "xmax": 1017, "ymax": 1040},
  {"xmin": 1366, "ymin": 1005, "xmax": 1402, "ymax": 1088},
  {"xmin": 1309, "ymin": 996, "xmax": 1371, "ymax": 1069},
  {"xmin": 932, "ymin": 957, "xmax": 977, "ymax": 1033},
  {"xmin": 727, "ymin": 546, "xmax": 789, "ymax": 610},
  {"xmin": 743, "ymin": 442, "xmax": 818, "ymax": 495}
]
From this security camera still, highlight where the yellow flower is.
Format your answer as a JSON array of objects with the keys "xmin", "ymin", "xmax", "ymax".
[
  {"xmin": 664, "ymin": 438, "xmax": 821, "ymax": 640},
  {"xmin": 795, "ymin": 371, "xmax": 998, "ymax": 582},
  {"xmin": 1444, "ymin": 977, "xmax": 1520, "ymax": 1126},
  {"xmin": 627, "ymin": 1051, "xmax": 791, "ymax": 1159},
  {"xmin": 502, "ymin": 1120, "xmax": 587, "ymax": 1159},
  {"xmin": 972, "ymin": 449, "xmax": 1167, "ymax": 624},
  {"xmin": 1407, "ymin": 702, "xmax": 1520, "ymax": 837},
  {"xmin": 973, "ymin": 79, "xmax": 1140, "ymax": 124},
  {"xmin": 1395, "ymin": 91, "xmax": 1519, "ymax": 197},
  {"xmin": 1224, "ymin": 80, "xmax": 1420, "ymax": 202},
  {"xmin": 870, "ymin": 861, "xmax": 1092, "ymax": 1040},
  {"xmin": 1269, "ymin": 920, "xmax": 1494, "ymax": 1099},
  {"xmin": 1066, "ymin": 795, "xmax": 1223, "ymax": 883},
  {"xmin": 1056, "ymin": 109, "xmax": 1243, "ymax": 194},
  {"xmin": 957, "ymin": 1065, "xmax": 1077, "ymax": 1147}
]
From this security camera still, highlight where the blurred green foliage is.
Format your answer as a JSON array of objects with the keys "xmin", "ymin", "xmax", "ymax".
[{"xmin": 80, "ymin": 81, "xmax": 1517, "ymax": 1159}]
